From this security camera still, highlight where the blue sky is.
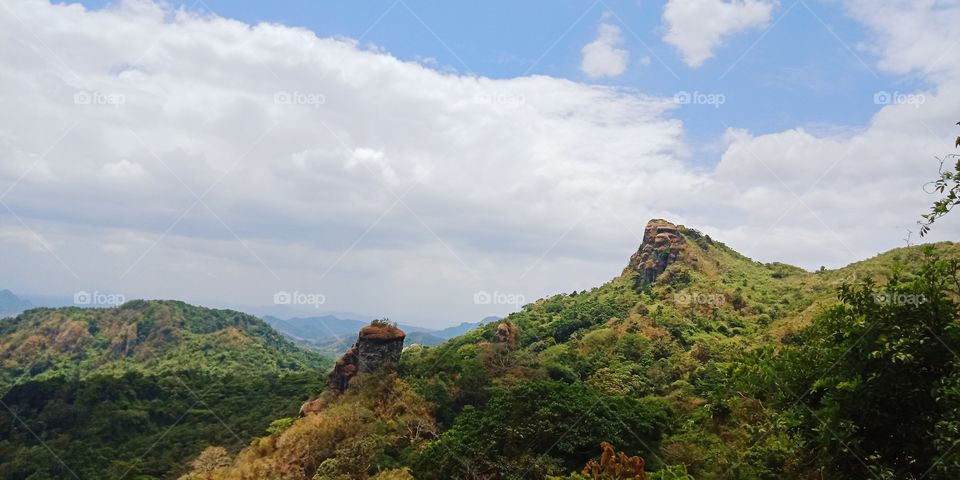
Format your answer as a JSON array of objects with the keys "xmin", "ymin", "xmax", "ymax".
[{"xmin": 76, "ymin": 0, "xmax": 920, "ymax": 157}]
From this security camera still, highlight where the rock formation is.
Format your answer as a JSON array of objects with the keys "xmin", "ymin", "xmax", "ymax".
[
  {"xmin": 623, "ymin": 219, "xmax": 687, "ymax": 285},
  {"xmin": 328, "ymin": 321, "xmax": 406, "ymax": 393},
  {"xmin": 494, "ymin": 321, "xmax": 519, "ymax": 349}
]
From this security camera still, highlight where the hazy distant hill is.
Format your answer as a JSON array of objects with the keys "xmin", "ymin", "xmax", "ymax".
[
  {"xmin": 431, "ymin": 316, "xmax": 498, "ymax": 339},
  {"xmin": 0, "ymin": 289, "xmax": 32, "ymax": 318},
  {"xmin": 263, "ymin": 314, "xmax": 493, "ymax": 356},
  {"xmin": 263, "ymin": 314, "xmax": 369, "ymax": 341}
]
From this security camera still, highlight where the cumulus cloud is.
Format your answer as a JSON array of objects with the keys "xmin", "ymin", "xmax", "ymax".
[
  {"xmin": 0, "ymin": 0, "xmax": 957, "ymax": 326},
  {"xmin": 703, "ymin": 0, "xmax": 960, "ymax": 267},
  {"xmin": 580, "ymin": 23, "xmax": 629, "ymax": 78},
  {"xmin": 0, "ymin": 0, "xmax": 690, "ymax": 324},
  {"xmin": 662, "ymin": 0, "xmax": 776, "ymax": 67}
]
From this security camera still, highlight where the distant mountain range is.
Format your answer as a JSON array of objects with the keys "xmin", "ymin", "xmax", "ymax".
[
  {"xmin": 263, "ymin": 315, "xmax": 498, "ymax": 356},
  {"xmin": 0, "ymin": 289, "xmax": 33, "ymax": 318}
]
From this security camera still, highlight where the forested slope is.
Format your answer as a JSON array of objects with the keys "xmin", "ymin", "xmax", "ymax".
[{"xmin": 178, "ymin": 220, "xmax": 960, "ymax": 479}]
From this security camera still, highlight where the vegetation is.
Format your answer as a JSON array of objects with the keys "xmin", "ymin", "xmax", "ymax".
[
  {"xmin": 0, "ymin": 300, "xmax": 329, "ymax": 388},
  {"xmin": 0, "ymin": 301, "xmax": 330, "ymax": 479},
  {"xmin": 177, "ymin": 372, "xmax": 437, "ymax": 480},
  {"xmin": 176, "ymin": 225, "xmax": 960, "ymax": 479},
  {"xmin": 0, "ymin": 371, "xmax": 325, "ymax": 479},
  {"xmin": 4, "ymin": 230, "xmax": 959, "ymax": 479},
  {"xmin": 921, "ymin": 152, "xmax": 960, "ymax": 235},
  {"xmin": 729, "ymin": 249, "xmax": 960, "ymax": 478},
  {"xmin": 921, "ymin": 127, "xmax": 960, "ymax": 236}
]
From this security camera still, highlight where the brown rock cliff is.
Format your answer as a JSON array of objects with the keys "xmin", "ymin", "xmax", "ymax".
[
  {"xmin": 622, "ymin": 219, "xmax": 688, "ymax": 285},
  {"xmin": 329, "ymin": 322, "xmax": 406, "ymax": 393}
]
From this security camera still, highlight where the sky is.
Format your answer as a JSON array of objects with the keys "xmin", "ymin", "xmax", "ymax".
[{"xmin": 0, "ymin": 0, "xmax": 958, "ymax": 327}]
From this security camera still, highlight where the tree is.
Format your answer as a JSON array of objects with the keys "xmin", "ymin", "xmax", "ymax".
[
  {"xmin": 413, "ymin": 381, "xmax": 670, "ymax": 479},
  {"xmin": 190, "ymin": 446, "xmax": 232, "ymax": 473},
  {"xmin": 920, "ymin": 124, "xmax": 960, "ymax": 235},
  {"xmin": 773, "ymin": 250, "xmax": 960, "ymax": 478}
]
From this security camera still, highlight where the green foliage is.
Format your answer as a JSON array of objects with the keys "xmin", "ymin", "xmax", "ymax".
[
  {"xmin": 921, "ymin": 152, "xmax": 960, "ymax": 236},
  {"xmin": 0, "ymin": 371, "xmax": 325, "ymax": 479},
  {"xmin": 766, "ymin": 251, "xmax": 960, "ymax": 478},
  {"xmin": 267, "ymin": 417, "xmax": 297, "ymax": 435},
  {"xmin": 178, "ymin": 373, "xmax": 437, "ymax": 480},
  {"xmin": 0, "ymin": 300, "xmax": 332, "ymax": 479},
  {"xmin": 394, "ymin": 238, "xmax": 960, "ymax": 480},
  {"xmin": 647, "ymin": 464, "xmax": 695, "ymax": 479},
  {"xmin": 0, "ymin": 300, "xmax": 330, "ymax": 389},
  {"xmin": 370, "ymin": 318, "xmax": 396, "ymax": 328},
  {"xmin": 413, "ymin": 380, "xmax": 670, "ymax": 479}
]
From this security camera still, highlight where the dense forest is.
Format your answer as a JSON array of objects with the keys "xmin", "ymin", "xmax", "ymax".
[{"xmin": 0, "ymin": 301, "xmax": 330, "ymax": 479}]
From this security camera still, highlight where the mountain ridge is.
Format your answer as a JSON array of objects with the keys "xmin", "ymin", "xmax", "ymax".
[{"xmin": 175, "ymin": 219, "xmax": 960, "ymax": 479}]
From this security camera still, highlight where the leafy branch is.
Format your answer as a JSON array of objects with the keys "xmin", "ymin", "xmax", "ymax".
[{"xmin": 920, "ymin": 146, "xmax": 960, "ymax": 236}]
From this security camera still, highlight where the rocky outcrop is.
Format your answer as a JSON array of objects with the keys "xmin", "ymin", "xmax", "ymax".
[
  {"xmin": 494, "ymin": 322, "xmax": 519, "ymax": 349},
  {"xmin": 328, "ymin": 322, "xmax": 406, "ymax": 393},
  {"xmin": 623, "ymin": 219, "xmax": 687, "ymax": 285}
]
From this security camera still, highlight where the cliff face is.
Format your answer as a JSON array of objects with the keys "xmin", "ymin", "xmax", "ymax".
[
  {"xmin": 622, "ymin": 219, "xmax": 688, "ymax": 285},
  {"xmin": 329, "ymin": 323, "xmax": 406, "ymax": 393}
]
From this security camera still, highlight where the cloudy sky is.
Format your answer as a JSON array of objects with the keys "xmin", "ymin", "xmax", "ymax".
[{"xmin": 0, "ymin": 0, "xmax": 957, "ymax": 326}]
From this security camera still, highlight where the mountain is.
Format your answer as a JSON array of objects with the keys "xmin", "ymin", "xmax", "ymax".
[
  {"xmin": 0, "ymin": 289, "xmax": 32, "ymax": 318},
  {"xmin": 430, "ymin": 317, "xmax": 496, "ymax": 339},
  {"xmin": 404, "ymin": 330, "xmax": 446, "ymax": 346},
  {"xmin": 263, "ymin": 314, "xmax": 490, "ymax": 354},
  {"xmin": 0, "ymin": 300, "xmax": 328, "ymax": 388},
  {"xmin": 263, "ymin": 315, "xmax": 369, "ymax": 342},
  {"xmin": 0, "ymin": 300, "xmax": 330, "ymax": 480},
  {"xmin": 177, "ymin": 219, "xmax": 960, "ymax": 480}
]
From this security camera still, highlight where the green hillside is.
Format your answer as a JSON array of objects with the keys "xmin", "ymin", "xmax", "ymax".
[
  {"xmin": 0, "ymin": 300, "xmax": 330, "ymax": 480},
  {"xmin": 176, "ymin": 220, "xmax": 960, "ymax": 480},
  {"xmin": 0, "ymin": 299, "xmax": 328, "ymax": 388}
]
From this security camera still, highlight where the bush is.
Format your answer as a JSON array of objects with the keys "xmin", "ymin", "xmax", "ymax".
[{"xmin": 413, "ymin": 381, "xmax": 671, "ymax": 479}]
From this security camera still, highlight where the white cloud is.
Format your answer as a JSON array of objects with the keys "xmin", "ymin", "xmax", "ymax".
[
  {"xmin": 846, "ymin": 0, "xmax": 958, "ymax": 80},
  {"xmin": 0, "ymin": 225, "xmax": 52, "ymax": 253},
  {"xmin": 0, "ymin": 0, "xmax": 688, "ymax": 324},
  {"xmin": 701, "ymin": 0, "xmax": 960, "ymax": 267},
  {"xmin": 0, "ymin": 0, "xmax": 958, "ymax": 326},
  {"xmin": 100, "ymin": 159, "xmax": 147, "ymax": 181},
  {"xmin": 580, "ymin": 23, "xmax": 629, "ymax": 78},
  {"xmin": 662, "ymin": 0, "xmax": 776, "ymax": 67}
]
